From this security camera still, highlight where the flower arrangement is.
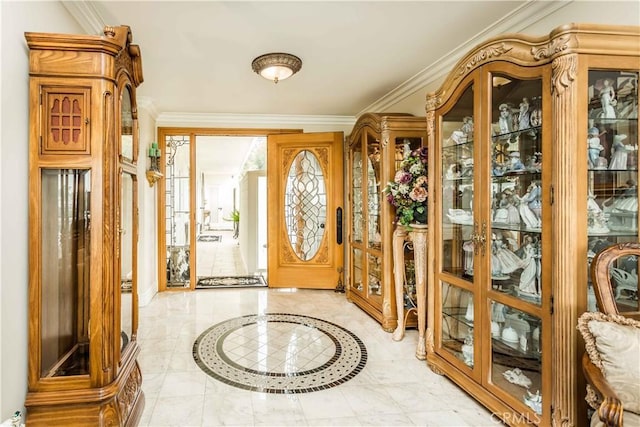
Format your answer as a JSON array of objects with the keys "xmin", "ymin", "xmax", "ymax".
[{"xmin": 384, "ymin": 147, "xmax": 429, "ymax": 227}]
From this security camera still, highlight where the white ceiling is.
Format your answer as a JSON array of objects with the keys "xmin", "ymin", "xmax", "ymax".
[
  {"xmin": 62, "ymin": 1, "xmax": 550, "ymax": 118},
  {"xmin": 61, "ymin": 1, "xmax": 574, "ymax": 179}
]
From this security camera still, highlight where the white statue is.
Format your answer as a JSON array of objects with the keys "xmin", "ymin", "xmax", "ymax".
[
  {"xmin": 599, "ymin": 78, "xmax": 617, "ymax": 119},
  {"xmin": 609, "ymin": 134, "xmax": 629, "ymax": 170},
  {"xmin": 503, "ymin": 368, "xmax": 532, "ymax": 388},
  {"xmin": 518, "ymin": 98, "xmax": 531, "ymax": 131},
  {"xmin": 492, "ymin": 302, "xmax": 506, "ymax": 323},
  {"xmin": 518, "ymin": 236, "xmax": 539, "ymax": 296},
  {"xmin": 587, "ymin": 127, "xmax": 605, "ymax": 168},
  {"xmin": 518, "ymin": 182, "xmax": 542, "ymax": 229},
  {"xmin": 492, "ymin": 233, "xmax": 525, "ymax": 276},
  {"xmin": 498, "ymin": 103, "xmax": 514, "ymax": 136}
]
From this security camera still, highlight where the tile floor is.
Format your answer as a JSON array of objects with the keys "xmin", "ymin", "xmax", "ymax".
[
  {"xmin": 138, "ymin": 231, "xmax": 500, "ymax": 426},
  {"xmin": 196, "ymin": 229, "xmax": 248, "ymax": 278}
]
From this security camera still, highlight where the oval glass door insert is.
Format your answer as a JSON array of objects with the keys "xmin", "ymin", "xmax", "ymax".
[{"xmin": 284, "ymin": 150, "xmax": 327, "ymax": 260}]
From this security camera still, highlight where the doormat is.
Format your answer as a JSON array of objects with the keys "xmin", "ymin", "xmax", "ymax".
[
  {"xmin": 196, "ymin": 275, "xmax": 267, "ymax": 289},
  {"xmin": 197, "ymin": 235, "xmax": 222, "ymax": 242}
]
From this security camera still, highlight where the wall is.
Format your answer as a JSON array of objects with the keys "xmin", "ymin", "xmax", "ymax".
[
  {"xmin": 0, "ymin": 1, "xmax": 84, "ymax": 420},
  {"xmin": 137, "ymin": 104, "xmax": 159, "ymax": 306},
  {"xmin": 239, "ymin": 171, "xmax": 267, "ymax": 274}
]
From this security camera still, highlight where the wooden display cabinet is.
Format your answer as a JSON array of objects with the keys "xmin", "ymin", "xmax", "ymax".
[
  {"xmin": 426, "ymin": 24, "xmax": 639, "ymax": 426},
  {"xmin": 346, "ymin": 113, "xmax": 426, "ymax": 331},
  {"xmin": 25, "ymin": 26, "xmax": 145, "ymax": 426}
]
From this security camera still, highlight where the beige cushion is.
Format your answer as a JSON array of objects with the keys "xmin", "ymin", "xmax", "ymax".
[{"xmin": 578, "ymin": 312, "xmax": 640, "ymax": 415}]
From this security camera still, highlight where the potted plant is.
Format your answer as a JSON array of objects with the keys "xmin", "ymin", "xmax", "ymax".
[
  {"xmin": 383, "ymin": 147, "xmax": 429, "ymax": 227},
  {"xmin": 224, "ymin": 209, "xmax": 240, "ymax": 239}
]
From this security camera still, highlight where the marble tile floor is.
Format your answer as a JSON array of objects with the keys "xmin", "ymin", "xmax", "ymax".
[
  {"xmin": 137, "ymin": 288, "xmax": 501, "ymax": 426},
  {"xmin": 196, "ymin": 229, "xmax": 248, "ymax": 278}
]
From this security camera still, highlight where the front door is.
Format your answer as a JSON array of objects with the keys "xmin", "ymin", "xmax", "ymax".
[{"xmin": 267, "ymin": 132, "xmax": 344, "ymax": 289}]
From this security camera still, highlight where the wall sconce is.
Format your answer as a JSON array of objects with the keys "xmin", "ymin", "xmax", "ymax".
[
  {"xmin": 251, "ymin": 52, "xmax": 302, "ymax": 84},
  {"xmin": 146, "ymin": 142, "xmax": 163, "ymax": 187}
]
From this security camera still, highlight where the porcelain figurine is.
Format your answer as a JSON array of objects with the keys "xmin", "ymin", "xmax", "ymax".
[
  {"xmin": 503, "ymin": 368, "xmax": 532, "ymax": 388},
  {"xmin": 587, "ymin": 127, "xmax": 605, "ymax": 168},
  {"xmin": 609, "ymin": 134, "xmax": 629, "ymax": 170},
  {"xmin": 599, "ymin": 78, "xmax": 617, "ymax": 119},
  {"xmin": 524, "ymin": 390, "xmax": 542, "ymax": 415}
]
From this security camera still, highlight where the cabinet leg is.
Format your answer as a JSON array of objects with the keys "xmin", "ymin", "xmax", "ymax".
[
  {"xmin": 392, "ymin": 227, "xmax": 409, "ymax": 341},
  {"xmin": 413, "ymin": 229, "xmax": 428, "ymax": 360}
]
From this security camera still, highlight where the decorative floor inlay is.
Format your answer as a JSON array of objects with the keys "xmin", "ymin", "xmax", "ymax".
[{"xmin": 193, "ymin": 313, "xmax": 367, "ymax": 393}]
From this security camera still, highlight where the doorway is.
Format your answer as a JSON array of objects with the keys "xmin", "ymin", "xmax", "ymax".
[
  {"xmin": 156, "ymin": 127, "xmax": 301, "ymax": 291},
  {"xmin": 194, "ymin": 135, "xmax": 265, "ymax": 285}
]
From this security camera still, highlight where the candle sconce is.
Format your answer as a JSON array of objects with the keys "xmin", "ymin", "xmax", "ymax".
[{"xmin": 146, "ymin": 142, "xmax": 163, "ymax": 187}]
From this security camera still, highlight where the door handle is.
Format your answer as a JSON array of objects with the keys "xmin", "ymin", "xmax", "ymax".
[{"xmin": 336, "ymin": 207, "xmax": 343, "ymax": 245}]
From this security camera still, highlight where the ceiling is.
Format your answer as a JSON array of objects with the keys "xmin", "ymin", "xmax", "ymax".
[
  {"xmin": 63, "ymin": 1, "xmax": 544, "ymax": 118},
  {"xmin": 61, "ymin": 1, "xmax": 571, "ymax": 180}
]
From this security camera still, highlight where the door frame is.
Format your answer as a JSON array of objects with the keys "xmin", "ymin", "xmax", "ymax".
[{"xmin": 156, "ymin": 127, "xmax": 302, "ymax": 292}]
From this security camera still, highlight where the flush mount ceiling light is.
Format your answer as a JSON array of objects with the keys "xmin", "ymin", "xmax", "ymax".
[{"xmin": 251, "ymin": 52, "xmax": 302, "ymax": 84}]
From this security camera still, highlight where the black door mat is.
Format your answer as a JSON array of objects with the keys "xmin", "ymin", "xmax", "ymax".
[
  {"xmin": 197, "ymin": 235, "xmax": 222, "ymax": 242},
  {"xmin": 196, "ymin": 275, "xmax": 267, "ymax": 289}
]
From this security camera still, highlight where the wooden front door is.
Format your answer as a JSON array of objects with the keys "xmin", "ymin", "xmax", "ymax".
[{"xmin": 267, "ymin": 132, "xmax": 344, "ymax": 289}]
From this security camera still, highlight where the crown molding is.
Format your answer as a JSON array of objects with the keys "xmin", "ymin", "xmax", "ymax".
[
  {"xmin": 359, "ymin": 0, "xmax": 573, "ymax": 115},
  {"xmin": 61, "ymin": 0, "xmax": 105, "ymax": 34},
  {"xmin": 156, "ymin": 112, "xmax": 356, "ymax": 128}
]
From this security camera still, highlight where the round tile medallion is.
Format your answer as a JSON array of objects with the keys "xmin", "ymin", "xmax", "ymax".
[{"xmin": 192, "ymin": 313, "xmax": 367, "ymax": 393}]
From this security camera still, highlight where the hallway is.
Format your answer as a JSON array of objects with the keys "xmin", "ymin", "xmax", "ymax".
[
  {"xmin": 196, "ymin": 229, "xmax": 248, "ymax": 278},
  {"xmin": 137, "ymin": 288, "xmax": 498, "ymax": 426}
]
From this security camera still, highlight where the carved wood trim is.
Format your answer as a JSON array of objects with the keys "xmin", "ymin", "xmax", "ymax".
[
  {"xmin": 551, "ymin": 52, "xmax": 579, "ymax": 427},
  {"xmin": 117, "ymin": 363, "xmax": 142, "ymax": 421},
  {"xmin": 532, "ymin": 35, "xmax": 573, "ymax": 61},
  {"xmin": 456, "ymin": 42, "xmax": 513, "ymax": 77},
  {"xmin": 426, "ymin": 110, "xmax": 435, "ymax": 138},
  {"xmin": 551, "ymin": 55, "xmax": 577, "ymax": 96}
]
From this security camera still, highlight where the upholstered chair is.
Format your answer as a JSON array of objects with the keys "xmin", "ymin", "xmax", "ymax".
[{"xmin": 578, "ymin": 242, "xmax": 640, "ymax": 427}]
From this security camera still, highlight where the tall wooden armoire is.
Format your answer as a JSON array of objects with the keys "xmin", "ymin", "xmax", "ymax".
[{"xmin": 24, "ymin": 26, "xmax": 144, "ymax": 426}]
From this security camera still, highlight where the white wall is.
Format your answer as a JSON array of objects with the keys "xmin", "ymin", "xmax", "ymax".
[
  {"xmin": 239, "ymin": 171, "xmax": 267, "ymax": 274},
  {"xmin": 137, "ymin": 105, "xmax": 159, "ymax": 306},
  {"xmin": 0, "ymin": 1, "xmax": 84, "ymax": 420}
]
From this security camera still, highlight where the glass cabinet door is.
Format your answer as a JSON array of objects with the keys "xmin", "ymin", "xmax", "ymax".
[
  {"xmin": 487, "ymin": 72, "xmax": 545, "ymax": 421},
  {"xmin": 120, "ymin": 172, "xmax": 135, "ymax": 354},
  {"xmin": 438, "ymin": 83, "xmax": 476, "ymax": 372},
  {"xmin": 489, "ymin": 75, "xmax": 543, "ymax": 306},
  {"xmin": 441, "ymin": 85, "xmax": 475, "ymax": 281},
  {"xmin": 40, "ymin": 169, "xmax": 91, "ymax": 377},
  {"xmin": 120, "ymin": 86, "xmax": 134, "ymax": 162},
  {"xmin": 366, "ymin": 132, "xmax": 382, "ymax": 300},
  {"xmin": 586, "ymin": 70, "xmax": 639, "ymax": 314}
]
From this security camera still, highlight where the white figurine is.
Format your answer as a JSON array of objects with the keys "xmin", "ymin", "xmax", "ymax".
[
  {"xmin": 609, "ymin": 134, "xmax": 629, "ymax": 170},
  {"xmin": 503, "ymin": 368, "xmax": 532, "ymax": 388},
  {"xmin": 498, "ymin": 103, "xmax": 514, "ymax": 136},
  {"xmin": 599, "ymin": 78, "xmax": 617, "ymax": 119},
  {"xmin": 492, "ymin": 233, "xmax": 525, "ymax": 276},
  {"xmin": 524, "ymin": 390, "xmax": 542, "ymax": 415},
  {"xmin": 518, "ymin": 98, "xmax": 531, "ymax": 131},
  {"xmin": 518, "ymin": 236, "xmax": 539, "ymax": 296},
  {"xmin": 518, "ymin": 182, "xmax": 542, "ymax": 228},
  {"xmin": 461, "ymin": 116, "xmax": 474, "ymax": 137},
  {"xmin": 587, "ymin": 127, "xmax": 605, "ymax": 168}
]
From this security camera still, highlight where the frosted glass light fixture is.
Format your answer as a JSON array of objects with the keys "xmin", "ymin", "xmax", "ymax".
[{"xmin": 251, "ymin": 52, "xmax": 302, "ymax": 84}]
